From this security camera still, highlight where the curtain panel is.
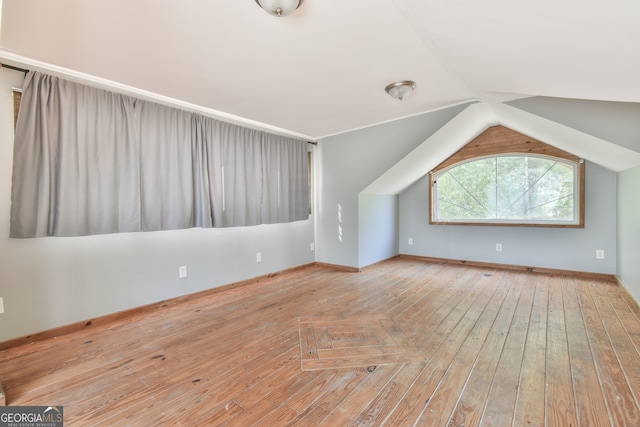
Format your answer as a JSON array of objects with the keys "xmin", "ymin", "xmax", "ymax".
[{"xmin": 10, "ymin": 72, "xmax": 309, "ymax": 238}]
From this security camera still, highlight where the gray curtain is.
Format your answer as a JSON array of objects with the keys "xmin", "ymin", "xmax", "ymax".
[
  {"xmin": 261, "ymin": 133, "xmax": 309, "ymax": 223},
  {"xmin": 10, "ymin": 72, "xmax": 309, "ymax": 238},
  {"xmin": 220, "ymin": 125, "xmax": 263, "ymax": 227},
  {"xmin": 138, "ymin": 102, "xmax": 197, "ymax": 231}
]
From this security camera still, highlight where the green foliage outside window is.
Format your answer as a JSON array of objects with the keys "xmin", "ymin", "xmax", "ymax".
[{"xmin": 433, "ymin": 155, "xmax": 576, "ymax": 223}]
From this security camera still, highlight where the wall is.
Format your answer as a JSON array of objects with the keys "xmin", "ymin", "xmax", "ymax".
[
  {"xmin": 399, "ymin": 161, "xmax": 617, "ymax": 274},
  {"xmin": 316, "ymin": 103, "xmax": 471, "ymax": 269},
  {"xmin": 617, "ymin": 166, "xmax": 640, "ymax": 302},
  {"xmin": 509, "ymin": 97, "xmax": 640, "ymax": 289},
  {"xmin": 0, "ymin": 69, "xmax": 315, "ymax": 342},
  {"xmin": 358, "ymin": 194, "xmax": 398, "ymax": 267},
  {"xmin": 395, "ymin": 96, "xmax": 640, "ymax": 277},
  {"xmin": 507, "ymin": 97, "xmax": 640, "ymax": 152}
]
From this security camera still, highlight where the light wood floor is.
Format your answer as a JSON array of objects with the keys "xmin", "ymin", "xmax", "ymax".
[{"xmin": 1, "ymin": 258, "xmax": 640, "ymax": 426}]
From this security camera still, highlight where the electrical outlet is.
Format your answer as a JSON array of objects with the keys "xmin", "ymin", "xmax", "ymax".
[
  {"xmin": 310, "ymin": 243, "xmax": 315, "ymax": 251},
  {"xmin": 0, "ymin": 297, "xmax": 4, "ymax": 314},
  {"xmin": 496, "ymin": 243, "xmax": 502, "ymax": 252},
  {"xmin": 596, "ymin": 250, "xmax": 605, "ymax": 259},
  {"xmin": 256, "ymin": 252, "xmax": 262, "ymax": 263},
  {"xmin": 179, "ymin": 266, "xmax": 187, "ymax": 278},
  {"xmin": 408, "ymin": 238, "xmax": 413, "ymax": 245}
]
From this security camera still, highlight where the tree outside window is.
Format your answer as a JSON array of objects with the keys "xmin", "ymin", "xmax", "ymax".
[{"xmin": 432, "ymin": 155, "xmax": 578, "ymax": 225}]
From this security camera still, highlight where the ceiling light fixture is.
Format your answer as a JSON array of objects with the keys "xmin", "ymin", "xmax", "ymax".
[
  {"xmin": 255, "ymin": 0, "xmax": 304, "ymax": 17},
  {"xmin": 385, "ymin": 80, "xmax": 416, "ymax": 100}
]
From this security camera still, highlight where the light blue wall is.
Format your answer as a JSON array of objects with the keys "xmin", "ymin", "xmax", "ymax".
[
  {"xmin": 617, "ymin": 166, "xmax": 640, "ymax": 301},
  {"xmin": 399, "ymin": 161, "xmax": 616, "ymax": 274},
  {"xmin": 317, "ymin": 96, "xmax": 640, "ymax": 274},
  {"xmin": 396, "ymin": 96, "xmax": 640, "ymax": 275},
  {"xmin": 0, "ymin": 69, "xmax": 315, "ymax": 341},
  {"xmin": 509, "ymin": 97, "xmax": 640, "ymax": 291},
  {"xmin": 316, "ymin": 103, "xmax": 471, "ymax": 269},
  {"xmin": 358, "ymin": 194, "xmax": 398, "ymax": 267},
  {"xmin": 507, "ymin": 97, "xmax": 640, "ymax": 152}
]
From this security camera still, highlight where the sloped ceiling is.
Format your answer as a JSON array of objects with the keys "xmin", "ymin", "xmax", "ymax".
[
  {"xmin": 1, "ymin": 0, "xmax": 639, "ymax": 142},
  {"xmin": 362, "ymin": 102, "xmax": 640, "ymax": 195}
]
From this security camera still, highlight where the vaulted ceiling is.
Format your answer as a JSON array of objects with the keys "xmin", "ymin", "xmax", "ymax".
[
  {"xmin": 0, "ymin": 0, "xmax": 639, "ymax": 141},
  {"xmin": 363, "ymin": 102, "xmax": 640, "ymax": 195}
]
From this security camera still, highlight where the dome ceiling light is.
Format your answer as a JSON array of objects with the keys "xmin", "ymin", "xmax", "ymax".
[
  {"xmin": 385, "ymin": 80, "xmax": 417, "ymax": 100},
  {"xmin": 255, "ymin": 0, "xmax": 305, "ymax": 17}
]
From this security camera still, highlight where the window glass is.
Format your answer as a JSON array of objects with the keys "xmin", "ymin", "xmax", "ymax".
[{"xmin": 432, "ymin": 155, "xmax": 580, "ymax": 225}]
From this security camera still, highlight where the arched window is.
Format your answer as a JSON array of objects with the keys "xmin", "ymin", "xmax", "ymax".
[{"xmin": 429, "ymin": 126, "xmax": 585, "ymax": 227}]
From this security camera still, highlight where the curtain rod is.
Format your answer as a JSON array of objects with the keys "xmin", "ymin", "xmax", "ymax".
[
  {"xmin": 1, "ymin": 63, "xmax": 29, "ymax": 74},
  {"xmin": 1, "ymin": 62, "xmax": 318, "ymax": 143}
]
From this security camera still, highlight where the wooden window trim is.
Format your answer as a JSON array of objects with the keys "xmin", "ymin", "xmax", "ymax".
[{"xmin": 429, "ymin": 125, "xmax": 585, "ymax": 228}]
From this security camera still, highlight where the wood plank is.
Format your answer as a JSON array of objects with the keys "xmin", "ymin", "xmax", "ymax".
[
  {"xmin": 447, "ymin": 271, "xmax": 525, "ymax": 426},
  {"xmin": 314, "ymin": 327, "xmax": 333, "ymax": 350},
  {"xmin": 299, "ymin": 314, "xmax": 424, "ymax": 371},
  {"xmin": 0, "ymin": 260, "xmax": 638, "ymax": 426},
  {"xmin": 512, "ymin": 273, "xmax": 548, "ymax": 426},
  {"xmin": 606, "ymin": 281, "xmax": 640, "ymax": 352},
  {"xmin": 433, "ymin": 125, "xmax": 581, "ymax": 172},
  {"xmin": 283, "ymin": 368, "xmax": 354, "ymax": 413},
  {"xmin": 479, "ymin": 271, "xmax": 537, "ymax": 426},
  {"xmin": 289, "ymin": 366, "xmax": 371, "ymax": 415},
  {"xmin": 319, "ymin": 364, "xmax": 402, "ymax": 425},
  {"xmin": 376, "ymin": 262, "xmax": 448, "ymax": 315},
  {"xmin": 260, "ymin": 369, "xmax": 323, "ymax": 409},
  {"xmin": 401, "ymin": 254, "xmax": 615, "ymax": 281},
  {"xmin": 393, "ymin": 265, "xmax": 473, "ymax": 326},
  {"xmin": 302, "ymin": 352, "xmax": 425, "ymax": 371},
  {"xmin": 383, "ymin": 268, "xmax": 503, "ymax": 424},
  {"xmin": 298, "ymin": 321, "xmax": 319, "ymax": 360},
  {"xmin": 351, "ymin": 379, "xmax": 410, "ymax": 426},
  {"xmin": 232, "ymin": 352, "xmax": 301, "ymax": 408},
  {"xmin": 256, "ymin": 403, "xmax": 309, "ymax": 426},
  {"xmin": 576, "ymin": 277, "xmax": 640, "ymax": 426},
  {"xmin": 73, "ymin": 328, "xmax": 301, "ymax": 425},
  {"xmin": 317, "ymin": 345, "xmax": 405, "ymax": 359},
  {"xmin": 563, "ymin": 277, "xmax": 612, "ymax": 427},
  {"xmin": 414, "ymin": 267, "xmax": 498, "ymax": 357},
  {"xmin": 415, "ymin": 271, "xmax": 512, "ymax": 426},
  {"xmin": 219, "ymin": 397, "xmax": 279, "ymax": 426},
  {"xmin": 588, "ymin": 279, "xmax": 640, "ymax": 417},
  {"xmin": 283, "ymin": 404, "xmax": 331, "ymax": 426},
  {"xmin": 378, "ymin": 317, "xmax": 420, "ymax": 350},
  {"xmin": 199, "ymin": 400, "xmax": 245, "ymax": 426},
  {"xmin": 545, "ymin": 275, "xmax": 578, "ymax": 426},
  {"xmin": 385, "ymin": 264, "xmax": 448, "ymax": 320}
]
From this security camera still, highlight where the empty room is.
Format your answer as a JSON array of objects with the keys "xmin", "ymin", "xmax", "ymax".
[{"xmin": 1, "ymin": 1, "xmax": 640, "ymax": 426}]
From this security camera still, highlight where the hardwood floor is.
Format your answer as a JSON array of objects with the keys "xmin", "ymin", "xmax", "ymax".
[{"xmin": 1, "ymin": 258, "xmax": 640, "ymax": 426}]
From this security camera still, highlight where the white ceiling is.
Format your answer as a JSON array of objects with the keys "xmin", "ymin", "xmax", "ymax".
[{"xmin": 1, "ymin": 0, "xmax": 639, "ymax": 141}]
